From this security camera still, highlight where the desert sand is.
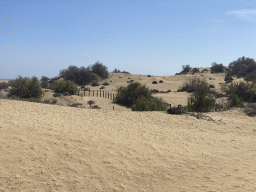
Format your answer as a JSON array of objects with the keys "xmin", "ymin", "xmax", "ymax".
[{"xmin": 0, "ymin": 70, "xmax": 255, "ymax": 192}]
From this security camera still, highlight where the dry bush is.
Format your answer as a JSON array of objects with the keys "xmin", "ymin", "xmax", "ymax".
[
  {"xmin": 91, "ymin": 81, "xmax": 99, "ymax": 86},
  {"xmin": 244, "ymin": 103, "xmax": 256, "ymax": 116},
  {"xmin": 150, "ymin": 89, "xmax": 160, "ymax": 93},
  {"xmin": 159, "ymin": 80, "xmax": 163, "ymax": 83},
  {"xmin": 51, "ymin": 99, "xmax": 57, "ymax": 104},
  {"xmin": 62, "ymin": 92, "xmax": 71, "ymax": 96},
  {"xmin": 152, "ymin": 81, "xmax": 157, "ymax": 84},
  {"xmin": 91, "ymin": 105, "xmax": 101, "ymax": 109},
  {"xmin": 53, "ymin": 93, "xmax": 62, "ymax": 97},
  {"xmin": 178, "ymin": 76, "xmax": 208, "ymax": 93},
  {"xmin": 70, "ymin": 103, "xmax": 83, "ymax": 107}
]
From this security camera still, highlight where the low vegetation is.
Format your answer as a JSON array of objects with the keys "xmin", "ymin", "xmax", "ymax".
[
  {"xmin": 9, "ymin": 76, "xmax": 43, "ymax": 99},
  {"xmin": 114, "ymin": 82, "xmax": 167, "ymax": 111},
  {"xmin": 131, "ymin": 95, "xmax": 167, "ymax": 111},
  {"xmin": 50, "ymin": 80, "xmax": 77, "ymax": 95},
  {"xmin": 177, "ymin": 76, "xmax": 207, "ymax": 93},
  {"xmin": 227, "ymin": 56, "xmax": 256, "ymax": 81},
  {"xmin": 187, "ymin": 79, "xmax": 216, "ymax": 112},
  {"xmin": 210, "ymin": 62, "xmax": 225, "ymax": 73},
  {"xmin": 59, "ymin": 61, "xmax": 109, "ymax": 86},
  {"xmin": 221, "ymin": 81, "xmax": 256, "ymax": 107},
  {"xmin": 112, "ymin": 68, "xmax": 130, "ymax": 74}
]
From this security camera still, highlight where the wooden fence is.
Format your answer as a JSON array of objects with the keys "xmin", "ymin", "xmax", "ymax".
[{"xmin": 75, "ymin": 88, "xmax": 118, "ymax": 102}]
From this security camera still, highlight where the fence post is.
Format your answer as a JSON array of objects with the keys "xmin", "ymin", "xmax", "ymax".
[
  {"xmin": 89, "ymin": 88, "xmax": 90, "ymax": 97},
  {"xmin": 113, "ymin": 94, "xmax": 115, "ymax": 102},
  {"xmin": 100, "ymin": 90, "xmax": 101, "ymax": 97},
  {"xmin": 97, "ymin": 90, "xmax": 98, "ymax": 97},
  {"xmin": 108, "ymin": 92, "xmax": 109, "ymax": 99},
  {"xmin": 170, "ymin": 104, "xmax": 171, "ymax": 109},
  {"xmin": 103, "ymin": 91, "xmax": 104, "ymax": 97},
  {"xmin": 93, "ymin": 90, "xmax": 94, "ymax": 96},
  {"xmin": 84, "ymin": 89, "xmax": 85, "ymax": 96}
]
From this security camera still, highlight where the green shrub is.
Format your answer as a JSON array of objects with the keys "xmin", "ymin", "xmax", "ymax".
[
  {"xmin": 59, "ymin": 62, "xmax": 108, "ymax": 86},
  {"xmin": 132, "ymin": 95, "xmax": 167, "ymax": 111},
  {"xmin": 50, "ymin": 80, "xmax": 77, "ymax": 95},
  {"xmin": 114, "ymin": 82, "xmax": 153, "ymax": 107},
  {"xmin": 187, "ymin": 84, "xmax": 216, "ymax": 112},
  {"xmin": 9, "ymin": 76, "xmax": 43, "ymax": 99},
  {"xmin": 221, "ymin": 81, "xmax": 256, "ymax": 103},
  {"xmin": 228, "ymin": 94, "xmax": 244, "ymax": 107},
  {"xmin": 152, "ymin": 81, "xmax": 157, "ymax": 84},
  {"xmin": 228, "ymin": 56, "xmax": 256, "ymax": 79}
]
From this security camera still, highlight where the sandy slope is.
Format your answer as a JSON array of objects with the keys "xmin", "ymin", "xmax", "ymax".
[{"xmin": 0, "ymin": 70, "xmax": 255, "ymax": 191}]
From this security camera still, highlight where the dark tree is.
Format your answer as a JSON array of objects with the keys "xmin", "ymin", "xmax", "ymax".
[
  {"xmin": 210, "ymin": 62, "xmax": 225, "ymax": 73},
  {"xmin": 90, "ymin": 61, "xmax": 109, "ymax": 79},
  {"xmin": 228, "ymin": 56, "xmax": 256, "ymax": 79}
]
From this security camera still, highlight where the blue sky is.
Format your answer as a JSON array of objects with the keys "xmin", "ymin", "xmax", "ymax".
[{"xmin": 1, "ymin": 0, "xmax": 256, "ymax": 80}]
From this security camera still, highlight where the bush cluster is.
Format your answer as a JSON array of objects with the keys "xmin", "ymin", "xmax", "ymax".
[
  {"xmin": 114, "ymin": 82, "xmax": 167, "ymax": 111},
  {"xmin": 59, "ymin": 61, "xmax": 109, "ymax": 86},
  {"xmin": 112, "ymin": 68, "xmax": 130, "ymax": 74},
  {"xmin": 210, "ymin": 62, "xmax": 225, "ymax": 73},
  {"xmin": 9, "ymin": 76, "xmax": 43, "ymax": 99},
  {"xmin": 187, "ymin": 82, "xmax": 216, "ymax": 112},
  {"xmin": 192, "ymin": 68, "xmax": 199, "ymax": 74},
  {"xmin": 132, "ymin": 95, "xmax": 167, "ymax": 111},
  {"xmin": 50, "ymin": 80, "xmax": 77, "ymax": 95},
  {"xmin": 177, "ymin": 77, "xmax": 209, "ymax": 93},
  {"xmin": 227, "ymin": 56, "xmax": 256, "ymax": 81},
  {"xmin": 221, "ymin": 81, "xmax": 256, "ymax": 106}
]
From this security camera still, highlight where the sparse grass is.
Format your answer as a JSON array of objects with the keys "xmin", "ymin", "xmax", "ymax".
[{"xmin": 29, "ymin": 97, "xmax": 51, "ymax": 104}]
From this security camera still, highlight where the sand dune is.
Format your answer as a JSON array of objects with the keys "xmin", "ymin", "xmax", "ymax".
[{"xmin": 0, "ymin": 71, "xmax": 255, "ymax": 191}]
